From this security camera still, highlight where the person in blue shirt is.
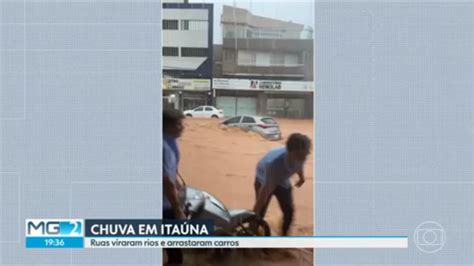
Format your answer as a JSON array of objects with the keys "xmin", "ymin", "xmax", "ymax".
[
  {"xmin": 253, "ymin": 133, "xmax": 311, "ymax": 236},
  {"xmin": 163, "ymin": 108, "xmax": 185, "ymax": 265}
]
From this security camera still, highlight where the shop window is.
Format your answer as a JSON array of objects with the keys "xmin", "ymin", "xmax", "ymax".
[
  {"xmin": 266, "ymin": 98, "xmax": 305, "ymax": 118},
  {"xmin": 267, "ymin": 98, "xmax": 285, "ymax": 109},
  {"xmin": 184, "ymin": 98, "xmax": 206, "ymax": 111},
  {"xmin": 163, "ymin": 99, "xmax": 174, "ymax": 110}
]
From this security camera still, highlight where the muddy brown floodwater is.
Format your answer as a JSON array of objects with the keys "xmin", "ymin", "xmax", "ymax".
[{"xmin": 172, "ymin": 118, "xmax": 314, "ymax": 266}]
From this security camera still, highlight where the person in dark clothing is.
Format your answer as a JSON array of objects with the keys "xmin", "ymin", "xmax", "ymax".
[{"xmin": 162, "ymin": 108, "xmax": 185, "ymax": 265}]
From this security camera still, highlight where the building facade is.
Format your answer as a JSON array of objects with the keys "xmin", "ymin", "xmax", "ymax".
[
  {"xmin": 214, "ymin": 5, "xmax": 314, "ymax": 118},
  {"xmin": 162, "ymin": 0, "xmax": 213, "ymax": 111}
]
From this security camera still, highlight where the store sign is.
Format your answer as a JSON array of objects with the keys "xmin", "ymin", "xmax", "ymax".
[
  {"xmin": 163, "ymin": 79, "xmax": 211, "ymax": 91},
  {"xmin": 213, "ymin": 79, "xmax": 313, "ymax": 92}
]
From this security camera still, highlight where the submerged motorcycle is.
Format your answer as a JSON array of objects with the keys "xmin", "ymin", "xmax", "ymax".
[{"xmin": 178, "ymin": 175, "xmax": 270, "ymax": 237}]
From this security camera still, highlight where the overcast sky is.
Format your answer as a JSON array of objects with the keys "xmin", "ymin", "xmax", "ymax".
[{"xmin": 189, "ymin": 0, "xmax": 315, "ymax": 44}]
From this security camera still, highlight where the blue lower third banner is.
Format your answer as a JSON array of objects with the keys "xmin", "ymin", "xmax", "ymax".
[
  {"xmin": 25, "ymin": 219, "xmax": 408, "ymax": 249},
  {"xmin": 26, "ymin": 237, "xmax": 84, "ymax": 248}
]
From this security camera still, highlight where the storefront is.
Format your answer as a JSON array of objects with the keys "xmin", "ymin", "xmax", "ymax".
[
  {"xmin": 213, "ymin": 78, "xmax": 313, "ymax": 118},
  {"xmin": 162, "ymin": 78, "xmax": 212, "ymax": 111},
  {"xmin": 264, "ymin": 91, "xmax": 313, "ymax": 118},
  {"xmin": 215, "ymin": 90, "xmax": 259, "ymax": 117}
]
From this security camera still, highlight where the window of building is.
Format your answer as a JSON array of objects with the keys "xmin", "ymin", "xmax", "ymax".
[
  {"xmin": 246, "ymin": 29, "xmax": 253, "ymax": 38},
  {"xmin": 162, "ymin": 47, "xmax": 179, "ymax": 56},
  {"xmin": 237, "ymin": 51, "xmax": 256, "ymax": 65},
  {"xmin": 223, "ymin": 25, "xmax": 247, "ymax": 38},
  {"xmin": 194, "ymin": 20, "xmax": 208, "ymax": 31},
  {"xmin": 270, "ymin": 54, "xmax": 285, "ymax": 66},
  {"xmin": 284, "ymin": 54, "xmax": 299, "ymax": 66},
  {"xmin": 256, "ymin": 52, "xmax": 271, "ymax": 66},
  {"xmin": 181, "ymin": 47, "xmax": 208, "ymax": 57},
  {"xmin": 163, "ymin": 20, "xmax": 178, "ymax": 30},
  {"xmin": 181, "ymin": 20, "xmax": 208, "ymax": 31},
  {"xmin": 237, "ymin": 27, "xmax": 246, "ymax": 38},
  {"xmin": 224, "ymin": 29, "xmax": 235, "ymax": 38},
  {"xmin": 223, "ymin": 50, "xmax": 235, "ymax": 62},
  {"xmin": 250, "ymin": 28, "xmax": 283, "ymax": 39},
  {"xmin": 181, "ymin": 20, "xmax": 189, "ymax": 30}
]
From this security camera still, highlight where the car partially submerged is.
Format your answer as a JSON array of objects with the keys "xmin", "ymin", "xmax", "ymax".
[{"xmin": 221, "ymin": 115, "xmax": 282, "ymax": 140}]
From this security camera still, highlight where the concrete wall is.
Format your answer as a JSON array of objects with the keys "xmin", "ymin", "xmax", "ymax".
[
  {"xmin": 162, "ymin": 3, "xmax": 213, "ymax": 77},
  {"xmin": 162, "ymin": 9, "xmax": 208, "ymax": 49}
]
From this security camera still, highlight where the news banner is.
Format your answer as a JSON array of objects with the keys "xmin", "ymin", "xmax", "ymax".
[{"xmin": 25, "ymin": 219, "xmax": 408, "ymax": 249}]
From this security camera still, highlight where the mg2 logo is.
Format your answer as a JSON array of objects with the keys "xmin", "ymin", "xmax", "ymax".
[{"xmin": 26, "ymin": 219, "xmax": 83, "ymax": 237}]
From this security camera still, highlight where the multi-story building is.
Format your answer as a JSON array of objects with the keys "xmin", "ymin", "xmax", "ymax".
[
  {"xmin": 162, "ymin": 0, "xmax": 213, "ymax": 111},
  {"xmin": 214, "ymin": 5, "xmax": 314, "ymax": 118}
]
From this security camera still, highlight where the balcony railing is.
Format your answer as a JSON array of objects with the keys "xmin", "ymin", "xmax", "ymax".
[
  {"xmin": 222, "ymin": 38, "xmax": 313, "ymax": 53},
  {"xmin": 222, "ymin": 64, "xmax": 306, "ymax": 77}
]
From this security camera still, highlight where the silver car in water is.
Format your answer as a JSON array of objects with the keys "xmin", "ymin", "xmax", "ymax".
[{"xmin": 221, "ymin": 115, "xmax": 282, "ymax": 141}]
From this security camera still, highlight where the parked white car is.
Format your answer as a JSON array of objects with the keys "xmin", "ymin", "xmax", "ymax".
[{"xmin": 183, "ymin": 106, "xmax": 224, "ymax": 119}]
